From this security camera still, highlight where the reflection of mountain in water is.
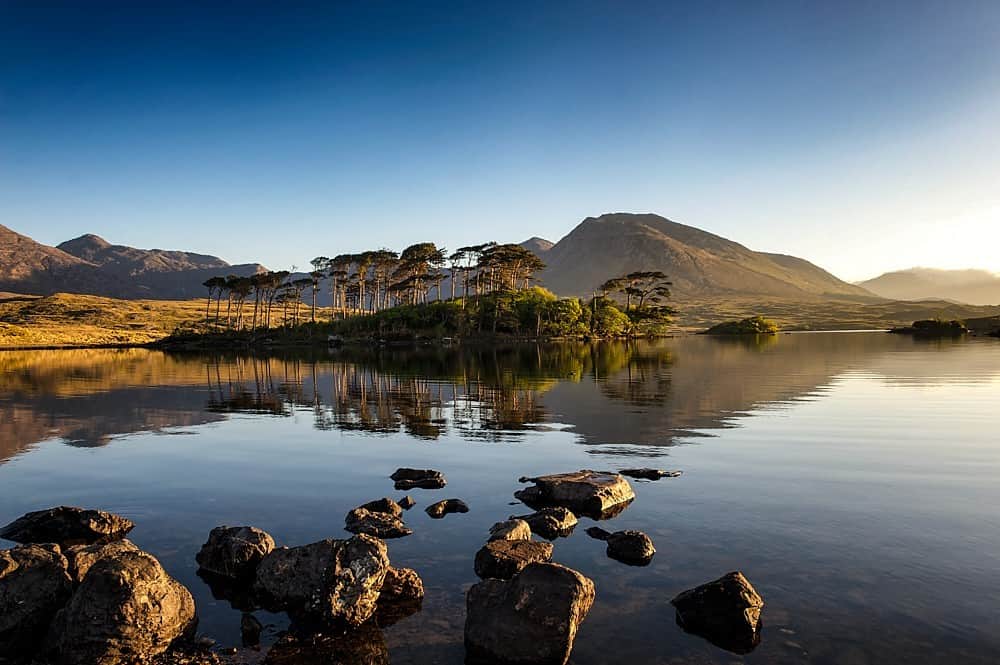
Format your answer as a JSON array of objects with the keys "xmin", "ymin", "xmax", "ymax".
[{"xmin": 2, "ymin": 335, "xmax": 995, "ymax": 465}]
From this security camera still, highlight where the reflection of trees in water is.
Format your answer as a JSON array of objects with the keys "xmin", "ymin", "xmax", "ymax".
[{"xmin": 200, "ymin": 349, "xmax": 560, "ymax": 441}]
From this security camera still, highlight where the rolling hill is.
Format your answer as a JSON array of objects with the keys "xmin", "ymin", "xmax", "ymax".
[
  {"xmin": 858, "ymin": 268, "xmax": 1000, "ymax": 305},
  {"xmin": 0, "ymin": 226, "xmax": 265, "ymax": 300},
  {"xmin": 531, "ymin": 213, "xmax": 875, "ymax": 299}
]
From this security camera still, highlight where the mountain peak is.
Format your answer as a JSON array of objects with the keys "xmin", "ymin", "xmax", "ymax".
[
  {"xmin": 538, "ymin": 212, "xmax": 872, "ymax": 300},
  {"xmin": 519, "ymin": 237, "xmax": 555, "ymax": 255}
]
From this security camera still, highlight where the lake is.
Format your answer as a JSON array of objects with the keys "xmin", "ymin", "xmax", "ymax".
[{"xmin": 2, "ymin": 333, "xmax": 999, "ymax": 664}]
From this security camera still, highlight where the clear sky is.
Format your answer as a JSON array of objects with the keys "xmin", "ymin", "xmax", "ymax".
[{"xmin": 2, "ymin": 1, "xmax": 998, "ymax": 281}]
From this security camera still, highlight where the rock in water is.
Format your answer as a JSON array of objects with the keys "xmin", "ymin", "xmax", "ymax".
[
  {"xmin": 488, "ymin": 519, "xmax": 532, "ymax": 542},
  {"xmin": 474, "ymin": 540, "xmax": 553, "ymax": 580},
  {"xmin": 671, "ymin": 571, "xmax": 764, "ymax": 654},
  {"xmin": 0, "ymin": 506, "xmax": 135, "ymax": 546},
  {"xmin": 509, "ymin": 507, "xmax": 577, "ymax": 540},
  {"xmin": 196, "ymin": 526, "xmax": 275, "ymax": 580},
  {"xmin": 515, "ymin": 470, "xmax": 635, "ymax": 518},
  {"xmin": 390, "ymin": 468, "xmax": 446, "ymax": 490},
  {"xmin": 254, "ymin": 535, "xmax": 389, "ymax": 628},
  {"xmin": 585, "ymin": 527, "xmax": 655, "ymax": 566},
  {"xmin": 44, "ymin": 550, "xmax": 196, "ymax": 665},
  {"xmin": 65, "ymin": 539, "xmax": 140, "ymax": 583},
  {"xmin": 375, "ymin": 566, "xmax": 424, "ymax": 627},
  {"xmin": 262, "ymin": 624, "xmax": 389, "ymax": 665},
  {"xmin": 0, "ymin": 544, "xmax": 74, "ymax": 660},
  {"xmin": 344, "ymin": 508, "xmax": 412, "ymax": 539},
  {"xmin": 240, "ymin": 613, "xmax": 262, "ymax": 647},
  {"xmin": 397, "ymin": 495, "xmax": 416, "ymax": 510},
  {"xmin": 465, "ymin": 562, "xmax": 595, "ymax": 665},
  {"xmin": 425, "ymin": 498, "xmax": 469, "ymax": 519},
  {"xmin": 619, "ymin": 468, "xmax": 682, "ymax": 481},
  {"xmin": 355, "ymin": 497, "xmax": 403, "ymax": 518}
]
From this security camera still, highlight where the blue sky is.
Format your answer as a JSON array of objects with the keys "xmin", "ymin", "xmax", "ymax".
[{"xmin": 2, "ymin": 1, "xmax": 998, "ymax": 280}]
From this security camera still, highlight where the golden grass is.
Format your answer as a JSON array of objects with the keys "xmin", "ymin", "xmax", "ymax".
[{"xmin": 1, "ymin": 292, "xmax": 997, "ymax": 348}]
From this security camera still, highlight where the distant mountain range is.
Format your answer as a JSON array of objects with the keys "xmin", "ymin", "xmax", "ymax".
[
  {"xmin": 524, "ymin": 213, "xmax": 874, "ymax": 300},
  {"xmin": 858, "ymin": 268, "xmax": 1000, "ymax": 305},
  {"xmin": 0, "ymin": 225, "xmax": 264, "ymax": 300},
  {"xmin": 11, "ymin": 215, "xmax": 993, "ymax": 306}
]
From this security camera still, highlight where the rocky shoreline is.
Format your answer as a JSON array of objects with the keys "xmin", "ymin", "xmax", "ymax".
[{"xmin": 1, "ymin": 468, "xmax": 763, "ymax": 664}]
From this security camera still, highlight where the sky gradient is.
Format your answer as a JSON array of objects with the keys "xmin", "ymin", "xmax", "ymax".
[{"xmin": 2, "ymin": 1, "xmax": 999, "ymax": 281}]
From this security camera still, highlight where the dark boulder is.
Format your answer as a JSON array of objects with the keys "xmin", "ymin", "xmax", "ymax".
[
  {"xmin": 509, "ymin": 507, "xmax": 577, "ymax": 540},
  {"xmin": 465, "ymin": 562, "xmax": 595, "ymax": 665},
  {"xmin": 619, "ymin": 468, "xmax": 682, "ymax": 481},
  {"xmin": 240, "ymin": 613, "xmax": 263, "ymax": 647},
  {"xmin": 397, "ymin": 495, "xmax": 416, "ymax": 510},
  {"xmin": 65, "ymin": 539, "xmax": 140, "ymax": 584},
  {"xmin": 585, "ymin": 527, "xmax": 655, "ymax": 566},
  {"xmin": 390, "ymin": 468, "xmax": 446, "ymax": 490},
  {"xmin": 1, "ymin": 506, "xmax": 135, "ymax": 547},
  {"xmin": 515, "ymin": 470, "xmax": 635, "ymax": 518},
  {"xmin": 670, "ymin": 571, "xmax": 764, "ymax": 654},
  {"xmin": 253, "ymin": 535, "xmax": 389, "ymax": 629},
  {"xmin": 474, "ymin": 540, "xmax": 553, "ymax": 580},
  {"xmin": 488, "ymin": 518, "xmax": 532, "ymax": 542},
  {"xmin": 344, "ymin": 508, "xmax": 412, "ymax": 539},
  {"xmin": 44, "ymin": 550, "xmax": 197, "ymax": 665},
  {"xmin": 425, "ymin": 498, "xmax": 469, "ymax": 519},
  {"xmin": 0, "ymin": 544, "xmax": 74, "ymax": 660},
  {"xmin": 375, "ymin": 566, "xmax": 424, "ymax": 627},
  {"xmin": 196, "ymin": 526, "xmax": 275, "ymax": 580}
]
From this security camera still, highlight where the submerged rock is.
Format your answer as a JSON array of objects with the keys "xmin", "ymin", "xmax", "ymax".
[
  {"xmin": 619, "ymin": 468, "xmax": 682, "ymax": 481},
  {"xmin": 488, "ymin": 519, "xmax": 532, "ymax": 542},
  {"xmin": 44, "ymin": 550, "xmax": 197, "ymax": 665},
  {"xmin": 671, "ymin": 571, "xmax": 764, "ymax": 654},
  {"xmin": 515, "ymin": 470, "xmax": 635, "ymax": 518},
  {"xmin": 254, "ymin": 535, "xmax": 389, "ymax": 629},
  {"xmin": 345, "ymin": 508, "xmax": 412, "ymax": 539},
  {"xmin": 240, "ymin": 613, "xmax": 263, "ymax": 647},
  {"xmin": 65, "ymin": 538, "xmax": 140, "ymax": 584},
  {"xmin": 397, "ymin": 495, "xmax": 416, "ymax": 510},
  {"xmin": 375, "ymin": 566, "xmax": 424, "ymax": 627},
  {"xmin": 425, "ymin": 498, "xmax": 469, "ymax": 519},
  {"xmin": 0, "ymin": 506, "xmax": 135, "ymax": 547},
  {"xmin": 474, "ymin": 540, "xmax": 553, "ymax": 580},
  {"xmin": 196, "ymin": 526, "xmax": 275, "ymax": 580},
  {"xmin": 0, "ymin": 544, "xmax": 74, "ymax": 660},
  {"xmin": 585, "ymin": 527, "xmax": 655, "ymax": 566},
  {"xmin": 390, "ymin": 468, "xmax": 446, "ymax": 490},
  {"xmin": 509, "ymin": 507, "xmax": 577, "ymax": 540},
  {"xmin": 465, "ymin": 562, "xmax": 595, "ymax": 665},
  {"xmin": 262, "ymin": 624, "xmax": 389, "ymax": 665}
]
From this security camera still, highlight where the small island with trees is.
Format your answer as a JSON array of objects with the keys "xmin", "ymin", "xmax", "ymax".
[
  {"xmin": 702, "ymin": 316, "xmax": 780, "ymax": 336},
  {"xmin": 164, "ymin": 242, "xmax": 678, "ymax": 349}
]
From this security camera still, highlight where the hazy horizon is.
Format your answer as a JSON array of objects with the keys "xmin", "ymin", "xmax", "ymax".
[{"xmin": 3, "ymin": 1, "xmax": 999, "ymax": 281}]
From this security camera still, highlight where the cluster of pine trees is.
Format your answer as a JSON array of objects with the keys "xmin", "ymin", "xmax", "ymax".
[
  {"xmin": 201, "ymin": 241, "xmax": 545, "ymax": 331},
  {"xmin": 199, "ymin": 241, "xmax": 675, "ymax": 338}
]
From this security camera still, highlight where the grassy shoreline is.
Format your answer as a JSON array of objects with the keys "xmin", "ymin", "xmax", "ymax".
[{"xmin": 3, "ymin": 292, "xmax": 1000, "ymax": 351}]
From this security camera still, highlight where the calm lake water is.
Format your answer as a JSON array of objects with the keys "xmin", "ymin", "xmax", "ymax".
[{"xmin": 2, "ymin": 333, "xmax": 1000, "ymax": 664}]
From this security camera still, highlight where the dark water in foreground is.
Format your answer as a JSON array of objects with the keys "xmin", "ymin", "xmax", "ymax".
[{"xmin": 2, "ymin": 333, "xmax": 1000, "ymax": 664}]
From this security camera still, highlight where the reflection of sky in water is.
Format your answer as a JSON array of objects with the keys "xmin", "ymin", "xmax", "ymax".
[{"xmin": 1, "ymin": 334, "xmax": 1000, "ymax": 663}]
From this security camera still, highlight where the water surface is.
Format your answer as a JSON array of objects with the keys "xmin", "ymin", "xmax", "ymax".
[{"xmin": 2, "ymin": 333, "xmax": 999, "ymax": 664}]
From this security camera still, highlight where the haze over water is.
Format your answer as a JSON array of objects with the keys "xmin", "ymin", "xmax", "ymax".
[{"xmin": 2, "ymin": 333, "xmax": 999, "ymax": 664}]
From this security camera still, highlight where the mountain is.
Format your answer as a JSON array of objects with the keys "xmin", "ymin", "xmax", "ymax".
[
  {"xmin": 858, "ymin": 268, "xmax": 1000, "ymax": 305},
  {"xmin": 533, "ymin": 213, "xmax": 874, "ymax": 299},
  {"xmin": 57, "ymin": 233, "xmax": 264, "ymax": 300},
  {"xmin": 0, "ymin": 226, "xmax": 264, "ymax": 300},
  {"xmin": 0, "ymin": 225, "xmax": 136, "ymax": 298},
  {"xmin": 519, "ymin": 237, "xmax": 554, "ymax": 256}
]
